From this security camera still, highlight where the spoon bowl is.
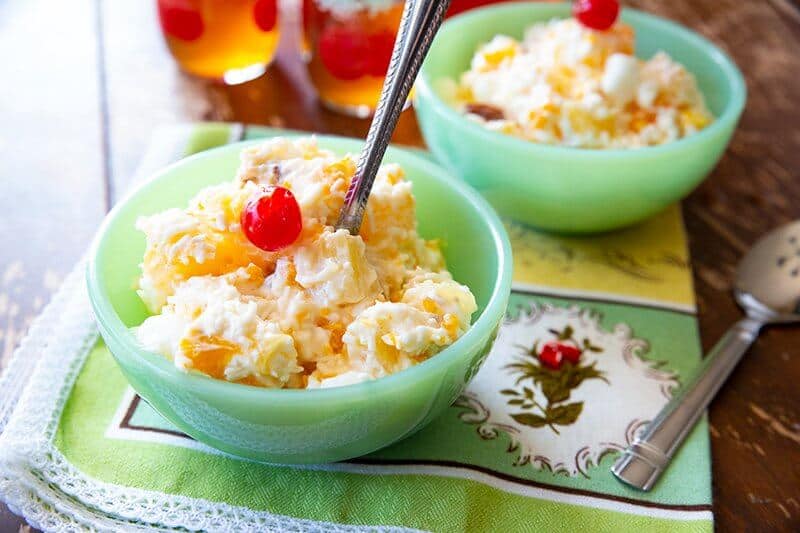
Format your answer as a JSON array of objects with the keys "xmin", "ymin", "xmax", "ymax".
[{"xmin": 735, "ymin": 220, "xmax": 800, "ymax": 320}]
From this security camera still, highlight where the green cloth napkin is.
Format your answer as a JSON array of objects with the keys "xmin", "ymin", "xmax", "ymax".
[{"xmin": 0, "ymin": 123, "xmax": 712, "ymax": 532}]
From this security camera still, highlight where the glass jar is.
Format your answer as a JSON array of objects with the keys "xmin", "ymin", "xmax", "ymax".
[
  {"xmin": 157, "ymin": 0, "xmax": 281, "ymax": 84},
  {"xmin": 302, "ymin": 1, "xmax": 517, "ymax": 116},
  {"xmin": 303, "ymin": 0, "xmax": 404, "ymax": 117}
]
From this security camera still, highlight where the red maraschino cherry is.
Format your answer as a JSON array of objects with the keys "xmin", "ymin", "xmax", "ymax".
[
  {"xmin": 318, "ymin": 25, "xmax": 370, "ymax": 80},
  {"xmin": 253, "ymin": 0, "xmax": 278, "ymax": 32},
  {"xmin": 366, "ymin": 31, "xmax": 396, "ymax": 77},
  {"xmin": 158, "ymin": 4, "xmax": 205, "ymax": 41},
  {"xmin": 573, "ymin": 0, "xmax": 620, "ymax": 31},
  {"xmin": 241, "ymin": 187, "xmax": 302, "ymax": 252}
]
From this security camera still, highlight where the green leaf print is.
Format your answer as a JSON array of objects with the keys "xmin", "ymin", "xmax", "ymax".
[
  {"xmin": 547, "ymin": 402, "xmax": 583, "ymax": 425},
  {"xmin": 511, "ymin": 413, "xmax": 549, "ymax": 428},
  {"xmin": 541, "ymin": 378, "xmax": 570, "ymax": 403}
]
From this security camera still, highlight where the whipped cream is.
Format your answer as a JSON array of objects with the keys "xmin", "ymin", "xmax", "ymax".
[{"xmin": 456, "ymin": 18, "xmax": 713, "ymax": 148}]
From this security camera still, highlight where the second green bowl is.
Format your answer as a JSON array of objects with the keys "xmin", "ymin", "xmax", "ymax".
[{"xmin": 416, "ymin": 2, "xmax": 746, "ymax": 233}]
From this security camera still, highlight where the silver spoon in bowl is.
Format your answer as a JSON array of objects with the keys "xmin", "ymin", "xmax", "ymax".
[
  {"xmin": 613, "ymin": 220, "xmax": 800, "ymax": 491},
  {"xmin": 336, "ymin": 0, "xmax": 452, "ymax": 234}
]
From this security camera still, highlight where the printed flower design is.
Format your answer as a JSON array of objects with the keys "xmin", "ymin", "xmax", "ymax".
[
  {"xmin": 502, "ymin": 325, "xmax": 608, "ymax": 433},
  {"xmin": 456, "ymin": 303, "xmax": 680, "ymax": 476},
  {"xmin": 538, "ymin": 340, "xmax": 582, "ymax": 369}
]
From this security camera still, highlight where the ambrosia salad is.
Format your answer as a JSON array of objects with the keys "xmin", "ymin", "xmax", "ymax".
[
  {"xmin": 455, "ymin": 16, "xmax": 714, "ymax": 148},
  {"xmin": 134, "ymin": 137, "xmax": 477, "ymax": 389}
]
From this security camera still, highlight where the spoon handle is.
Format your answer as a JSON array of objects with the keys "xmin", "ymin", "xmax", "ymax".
[
  {"xmin": 612, "ymin": 317, "xmax": 763, "ymax": 491},
  {"xmin": 337, "ymin": 0, "xmax": 452, "ymax": 234}
]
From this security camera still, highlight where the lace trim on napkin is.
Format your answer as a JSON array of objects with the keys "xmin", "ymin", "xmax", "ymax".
[{"xmin": 0, "ymin": 261, "xmax": 423, "ymax": 533}]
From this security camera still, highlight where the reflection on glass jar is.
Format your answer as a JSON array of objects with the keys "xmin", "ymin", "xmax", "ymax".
[
  {"xmin": 157, "ymin": 0, "xmax": 281, "ymax": 84},
  {"xmin": 303, "ymin": 0, "xmax": 404, "ymax": 117}
]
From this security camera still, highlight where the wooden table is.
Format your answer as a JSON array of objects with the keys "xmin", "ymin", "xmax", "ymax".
[{"xmin": 1, "ymin": 0, "xmax": 798, "ymax": 530}]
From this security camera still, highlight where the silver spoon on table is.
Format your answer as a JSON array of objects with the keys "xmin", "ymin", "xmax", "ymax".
[
  {"xmin": 613, "ymin": 220, "xmax": 800, "ymax": 491},
  {"xmin": 337, "ymin": 0, "xmax": 452, "ymax": 234}
]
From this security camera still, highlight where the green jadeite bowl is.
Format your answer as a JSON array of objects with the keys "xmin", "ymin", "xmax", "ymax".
[
  {"xmin": 87, "ymin": 135, "xmax": 512, "ymax": 464},
  {"xmin": 416, "ymin": 2, "xmax": 746, "ymax": 233}
]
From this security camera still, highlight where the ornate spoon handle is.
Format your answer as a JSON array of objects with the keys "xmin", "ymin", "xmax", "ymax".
[{"xmin": 336, "ymin": 0, "xmax": 452, "ymax": 234}]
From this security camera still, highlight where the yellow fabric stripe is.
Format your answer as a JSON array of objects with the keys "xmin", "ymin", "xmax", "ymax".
[{"xmin": 509, "ymin": 205, "xmax": 695, "ymax": 309}]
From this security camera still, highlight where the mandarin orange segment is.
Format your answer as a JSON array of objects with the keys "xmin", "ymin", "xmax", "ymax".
[
  {"xmin": 180, "ymin": 334, "xmax": 239, "ymax": 379},
  {"xmin": 443, "ymin": 314, "xmax": 460, "ymax": 337},
  {"xmin": 422, "ymin": 297, "xmax": 443, "ymax": 315}
]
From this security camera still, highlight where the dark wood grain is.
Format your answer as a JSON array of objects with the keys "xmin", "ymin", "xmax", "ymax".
[
  {"xmin": 624, "ymin": 1, "xmax": 800, "ymax": 530},
  {"xmin": 1, "ymin": 0, "xmax": 798, "ymax": 531}
]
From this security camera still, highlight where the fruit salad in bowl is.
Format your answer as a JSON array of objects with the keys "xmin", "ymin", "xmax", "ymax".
[
  {"xmin": 456, "ymin": 16, "xmax": 713, "ymax": 148},
  {"xmin": 134, "ymin": 137, "xmax": 477, "ymax": 389},
  {"xmin": 415, "ymin": 1, "xmax": 746, "ymax": 232},
  {"xmin": 87, "ymin": 134, "xmax": 512, "ymax": 463}
]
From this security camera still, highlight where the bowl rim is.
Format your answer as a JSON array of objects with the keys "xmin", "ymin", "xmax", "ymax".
[
  {"xmin": 87, "ymin": 134, "xmax": 513, "ymax": 403},
  {"xmin": 417, "ymin": 2, "xmax": 747, "ymax": 158}
]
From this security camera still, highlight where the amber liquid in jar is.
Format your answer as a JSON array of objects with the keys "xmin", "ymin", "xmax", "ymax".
[
  {"xmin": 303, "ymin": 0, "xmax": 403, "ymax": 117},
  {"xmin": 157, "ymin": 0, "xmax": 280, "ymax": 84}
]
